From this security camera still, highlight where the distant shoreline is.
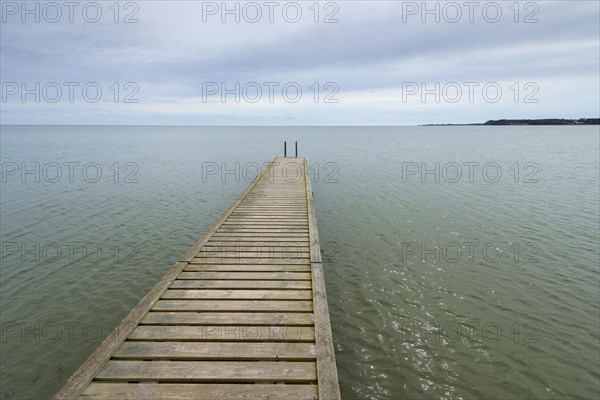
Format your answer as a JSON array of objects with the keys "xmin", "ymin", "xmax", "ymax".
[
  {"xmin": 422, "ymin": 118, "xmax": 600, "ymax": 126},
  {"xmin": 1, "ymin": 119, "xmax": 599, "ymax": 127}
]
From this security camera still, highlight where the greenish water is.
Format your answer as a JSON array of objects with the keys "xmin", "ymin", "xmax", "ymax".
[{"xmin": 1, "ymin": 126, "xmax": 599, "ymax": 399}]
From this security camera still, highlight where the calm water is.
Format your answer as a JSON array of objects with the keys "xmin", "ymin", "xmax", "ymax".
[{"xmin": 1, "ymin": 126, "xmax": 599, "ymax": 399}]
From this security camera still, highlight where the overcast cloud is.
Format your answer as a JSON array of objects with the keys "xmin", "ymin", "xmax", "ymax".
[{"xmin": 1, "ymin": 0, "xmax": 599, "ymax": 125}]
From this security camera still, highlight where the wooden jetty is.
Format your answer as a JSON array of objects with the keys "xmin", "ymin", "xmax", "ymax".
[{"xmin": 54, "ymin": 156, "xmax": 340, "ymax": 400}]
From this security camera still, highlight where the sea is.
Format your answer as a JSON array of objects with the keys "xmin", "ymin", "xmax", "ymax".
[{"xmin": 1, "ymin": 125, "xmax": 598, "ymax": 399}]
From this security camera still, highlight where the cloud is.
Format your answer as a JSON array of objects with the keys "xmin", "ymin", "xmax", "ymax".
[{"xmin": 1, "ymin": 0, "xmax": 598, "ymax": 124}]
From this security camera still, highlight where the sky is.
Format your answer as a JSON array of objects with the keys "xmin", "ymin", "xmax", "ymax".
[{"xmin": 1, "ymin": 0, "xmax": 599, "ymax": 125}]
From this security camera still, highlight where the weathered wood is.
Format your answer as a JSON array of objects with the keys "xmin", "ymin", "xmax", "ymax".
[
  {"xmin": 199, "ymin": 247, "xmax": 311, "ymax": 255},
  {"xmin": 190, "ymin": 256, "xmax": 312, "ymax": 263},
  {"xmin": 226, "ymin": 216, "xmax": 309, "ymax": 219},
  {"xmin": 222, "ymin": 220, "xmax": 309, "ymax": 224},
  {"xmin": 185, "ymin": 264, "xmax": 310, "ymax": 272},
  {"xmin": 202, "ymin": 245, "xmax": 310, "ymax": 253},
  {"xmin": 141, "ymin": 311, "xmax": 314, "ymax": 326},
  {"xmin": 142, "ymin": 311, "xmax": 314, "ymax": 326},
  {"xmin": 204, "ymin": 241, "xmax": 310, "ymax": 246},
  {"xmin": 193, "ymin": 252, "xmax": 311, "ymax": 258},
  {"xmin": 230, "ymin": 213, "xmax": 308, "ymax": 216},
  {"xmin": 235, "ymin": 207, "xmax": 308, "ymax": 210},
  {"xmin": 218, "ymin": 225, "xmax": 309, "ymax": 229},
  {"xmin": 207, "ymin": 240, "xmax": 309, "ymax": 244},
  {"xmin": 170, "ymin": 280, "xmax": 313, "ymax": 289},
  {"xmin": 222, "ymin": 221, "xmax": 309, "ymax": 225},
  {"xmin": 219, "ymin": 224, "xmax": 308, "ymax": 233},
  {"xmin": 80, "ymin": 383, "xmax": 318, "ymax": 400},
  {"xmin": 196, "ymin": 254, "xmax": 311, "ymax": 260},
  {"xmin": 219, "ymin": 224, "xmax": 309, "ymax": 228},
  {"xmin": 211, "ymin": 232, "xmax": 310, "ymax": 237},
  {"xmin": 305, "ymin": 158, "xmax": 341, "ymax": 400},
  {"xmin": 95, "ymin": 360, "xmax": 317, "ymax": 382},
  {"xmin": 129, "ymin": 325, "xmax": 316, "ymax": 342},
  {"xmin": 218, "ymin": 227, "xmax": 309, "ymax": 230},
  {"xmin": 153, "ymin": 299, "xmax": 313, "ymax": 312},
  {"xmin": 162, "ymin": 289, "xmax": 313, "ymax": 300},
  {"xmin": 178, "ymin": 272, "xmax": 312, "ymax": 280},
  {"xmin": 190, "ymin": 258, "xmax": 310, "ymax": 265},
  {"xmin": 113, "ymin": 341, "xmax": 316, "ymax": 360},
  {"xmin": 54, "ymin": 156, "xmax": 338, "ymax": 400}
]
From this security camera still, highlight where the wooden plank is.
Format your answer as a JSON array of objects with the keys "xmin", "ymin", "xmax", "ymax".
[
  {"xmin": 184, "ymin": 265, "xmax": 310, "ymax": 272},
  {"xmin": 207, "ymin": 237, "xmax": 310, "ymax": 242},
  {"xmin": 211, "ymin": 234, "xmax": 310, "ymax": 238},
  {"xmin": 212, "ymin": 231, "xmax": 309, "ymax": 235},
  {"xmin": 233, "ymin": 211, "xmax": 308, "ymax": 214},
  {"xmin": 228, "ymin": 208, "xmax": 307, "ymax": 211},
  {"xmin": 304, "ymin": 158, "xmax": 341, "ymax": 400},
  {"xmin": 239, "ymin": 202, "xmax": 305, "ymax": 207},
  {"xmin": 202, "ymin": 241, "xmax": 311, "ymax": 246},
  {"xmin": 142, "ymin": 312, "xmax": 314, "ymax": 326},
  {"xmin": 228, "ymin": 216, "xmax": 308, "ymax": 218},
  {"xmin": 240, "ymin": 203, "xmax": 307, "ymax": 206},
  {"xmin": 227, "ymin": 212, "xmax": 307, "ymax": 214},
  {"xmin": 215, "ymin": 229, "xmax": 309, "ymax": 233},
  {"xmin": 206, "ymin": 237, "xmax": 308, "ymax": 242},
  {"xmin": 190, "ymin": 258, "xmax": 309, "ymax": 265},
  {"xmin": 199, "ymin": 246, "xmax": 311, "ymax": 253},
  {"xmin": 226, "ymin": 216, "xmax": 309, "ymax": 219},
  {"xmin": 212, "ymin": 234, "xmax": 308, "ymax": 239},
  {"xmin": 191, "ymin": 254, "xmax": 311, "ymax": 260},
  {"xmin": 233, "ymin": 203, "xmax": 306, "ymax": 205},
  {"xmin": 221, "ymin": 224, "xmax": 309, "ymax": 227},
  {"xmin": 162, "ymin": 289, "xmax": 313, "ymax": 300},
  {"xmin": 129, "ymin": 325, "xmax": 316, "ymax": 342},
  {"xmin": 230, "ymin": 213, "xmax": 308, "ymax": 216},
  {"xmin": 218, "ymin": 226, "xmax": 309, "ymax": 230},
  {"xmin": 223, "ymin": 219, "xmax": 309, "ymax": 223},
  {"xmin": 223, "ymin": 220, "xmax": 309, "ymax": 224},
  {"xmin": 225, "ymin": 219, "xmax": 308, "ymax": 222},
  {"xmin": 80, "ymin": 383, "xmax": 318, "ymax": 400},
  {"xmin": 217, "ymin": 229, "xmax": 309, "ymax": 232},
  {"xmin": 230, "ymin": 210, "xmax": 308, "ymax": 212},
  {"xmin": 244, "ymin": 195, "xmax": 305, "ymax": 197},
  {"xmin": 218, "ymin": 224, "xmax": 308, "ymax": 228},
  {"xmin": 193, "ymin": 254, "xmax": 310, "ymax": 259},
  {"xmin": 227, "ymin": 217, "xmax": 307, "ymax": 219},
  {"xmin": 236, "ymin": 204, "xmax": 308, "ymax": 206},
  {"xmin": 199, "ymin": 244, "xmax": 311, "ymax": 250},
  {"xmin": 152, "ymin": 300, "xmax": 313, "ymax": 312},
  {"xmin": 204, "ymin": 241, "xmax": 310, "ymax": 247},
  {"xmin": 195, "ymin": 254, "xmax": 311, "ymax": 260},
  {"xmin": 178, "ymin": 272, "xmax": 311, "ymax": 280},
  {"xmin": 210, "ymin": 236, "xmax": 309, "ymax": 240},
  {"xmin": 225, "ymin": 216, "xmax": 308, "ymax": 218},
  {"xmin": 170, "ymin": 280, "xmax": 312, "ymax": 289},
  {"xmin": 240, "ymin": 202, "xmax": 306, "ymax": 205},
  {"xmin": 113, "ymin": 341, "xmax": 316, "ymax": 360},
  {"xmin": 95, "ymin": 360, "xmax": 317, "ymax": 382},
  {"xmin": 196, "ymin": 248, "xmax": 311, "ymax": 253}
]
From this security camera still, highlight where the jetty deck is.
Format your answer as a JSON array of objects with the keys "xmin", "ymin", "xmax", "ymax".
[{"xmin": 54, "ymin": 157, "xmax": 340, "ymax": 400}]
